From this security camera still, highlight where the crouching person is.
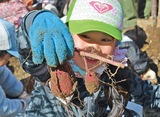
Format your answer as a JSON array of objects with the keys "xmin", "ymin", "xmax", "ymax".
[{"xmin": 0, "ymin": 18, "xmax": 30, "ymax": 117}]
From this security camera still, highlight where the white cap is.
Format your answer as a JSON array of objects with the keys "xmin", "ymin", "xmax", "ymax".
[{"xmin": 0, "ymin": 18, "xmax": 19, "ymax": 58}]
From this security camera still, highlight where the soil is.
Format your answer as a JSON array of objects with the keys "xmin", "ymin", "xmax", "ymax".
[
  {"xmin": 7, "ymin": 57, "xmax": 30, "ymax": 80},
  {"xmin": 7, "ymin": 18, "xmax": 160, "ymax": 83}
]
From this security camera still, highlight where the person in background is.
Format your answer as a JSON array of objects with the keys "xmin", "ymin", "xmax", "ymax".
[
  {"xmin": 16, "ymin": 0, "xmax": 160, "ymax": 116},
  {"xmin": 138, "ymin": 0, "xmax": 152, "ymax": 19},
  {"xmin": 118, "ymin": 0, "xmax": 151, "ymax": 32},
  {"xmin": 118, "ymin": 25, "xmax": 158, "ymax": 84},
  {"xmin": 0, "ymin": 0, "xmax": 29, "ymax": 29},
  {"xmin": 22, "ymin": 0, "xmax": 42, "ymax": 11},
  {"xmin": 0, "ymin": 18, "xmax": 31, "ymax": 117},
  {"xmin": 42, "ymin": 0, "xmax": 73, "ymax": 17}
]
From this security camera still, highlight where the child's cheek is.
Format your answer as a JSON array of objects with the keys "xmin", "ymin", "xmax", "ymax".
[
  {"xmin": 101, "ymin": 45, "xmax": 116, "ymax": 56},
  {"xmin": 72, "ymin": 34, "xmax": 87, "ymax": 50}
]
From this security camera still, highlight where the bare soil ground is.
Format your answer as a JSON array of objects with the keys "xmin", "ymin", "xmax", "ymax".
[
  {"xmin": 7, "ymin": 18, "xmax": 160, "ymax": 83},
  {"xmin": 7, "ymin": 58, "xmax": 30, "ymax": 80}
]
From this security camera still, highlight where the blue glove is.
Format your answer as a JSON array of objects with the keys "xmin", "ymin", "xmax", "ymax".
[{"xmin": 29, "ymin": 11, "xmax": 74, "ymax": 67}]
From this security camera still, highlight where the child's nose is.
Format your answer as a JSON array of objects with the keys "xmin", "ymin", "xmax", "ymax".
[{"xmin": 89, "ymin": 44, "xmax": 100, "ymax": 52}]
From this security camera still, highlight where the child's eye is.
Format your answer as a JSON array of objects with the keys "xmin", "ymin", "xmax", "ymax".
[
  {"xmin": 80, "ymin": 35, "xmax": 90, "ymax": 39},
  {"xmin": 101, "ymin": 38, "xmax": 112, "ymax": 42}
]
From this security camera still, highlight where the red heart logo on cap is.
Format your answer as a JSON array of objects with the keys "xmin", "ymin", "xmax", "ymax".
[{"xmin": 90, "ymin": 1, "xmax": 113, "ymax": 14}]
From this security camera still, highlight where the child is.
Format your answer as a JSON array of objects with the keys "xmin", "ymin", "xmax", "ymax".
[
  {"xmin": 0, "ymin": 18, "xmax": 31, "ymax": 117},
  {"xmin": 16, "ymin": 0, "xmax": 160, "ymax": 116},
  {"xmin": 119, "ymin": 25, "xmax": 158, "ymax": 84}
]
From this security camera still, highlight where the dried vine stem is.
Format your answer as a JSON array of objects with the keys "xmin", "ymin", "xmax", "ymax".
[{"xmin": 79, "ymin": 51, "xmax": 125, "ymax": 68}]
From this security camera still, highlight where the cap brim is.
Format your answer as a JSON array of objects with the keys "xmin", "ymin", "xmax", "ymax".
[
  {"xmin": 7, "ymin": 50, "xmax": 19, "ymax": 58},
  {"xmin": 69, "ymin": 20, "xmax": 122, "ymax": 41}
]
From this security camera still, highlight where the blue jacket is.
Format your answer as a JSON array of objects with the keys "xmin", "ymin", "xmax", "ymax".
[{"xmin": 0, "ymin": 65, "xmax": 23, "ymax": 117}]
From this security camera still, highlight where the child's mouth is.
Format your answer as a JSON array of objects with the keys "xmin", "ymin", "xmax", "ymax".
[
  {"xmin": 85, "ymin": 56, "xmax": 99, "ymax": 63},
  {"xmin": 82, "ymin": 53, "xmax": 103, "ymax": 71},
  {"xmin": 79, "ymin": 50, "xmax": 125, "ymax": 68}
]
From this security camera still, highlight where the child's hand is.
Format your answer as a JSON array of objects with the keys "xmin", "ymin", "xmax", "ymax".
[
  {"xmin": 19, "ymin": 91, "xmax": 31, "ymax": 110},
  {"xmin": 29, "ymin": 11, "xmax": 74, "ymax": 67}
]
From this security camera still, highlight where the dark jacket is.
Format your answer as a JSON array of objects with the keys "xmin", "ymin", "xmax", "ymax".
[
  {"xmin": 16, "ymin": 64, "xmax": 154, "ymax": 117},
  {"xmin": 118, "ymin": 35, "xmax": 149, "ymax": 74}
]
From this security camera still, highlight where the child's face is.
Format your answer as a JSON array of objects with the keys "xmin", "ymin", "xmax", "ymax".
[{"xmin": 72, "ymin": 31, "xmax": 117, "ymax": 71}]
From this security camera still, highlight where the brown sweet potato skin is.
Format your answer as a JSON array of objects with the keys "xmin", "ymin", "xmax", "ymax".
[
  {"xmin": 85, "ymin": 71, "xmax": 100, "ymax": 94},
  {"xmin": 50, "ymin": 62, "xmax": 77, "ymax": 99}
]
